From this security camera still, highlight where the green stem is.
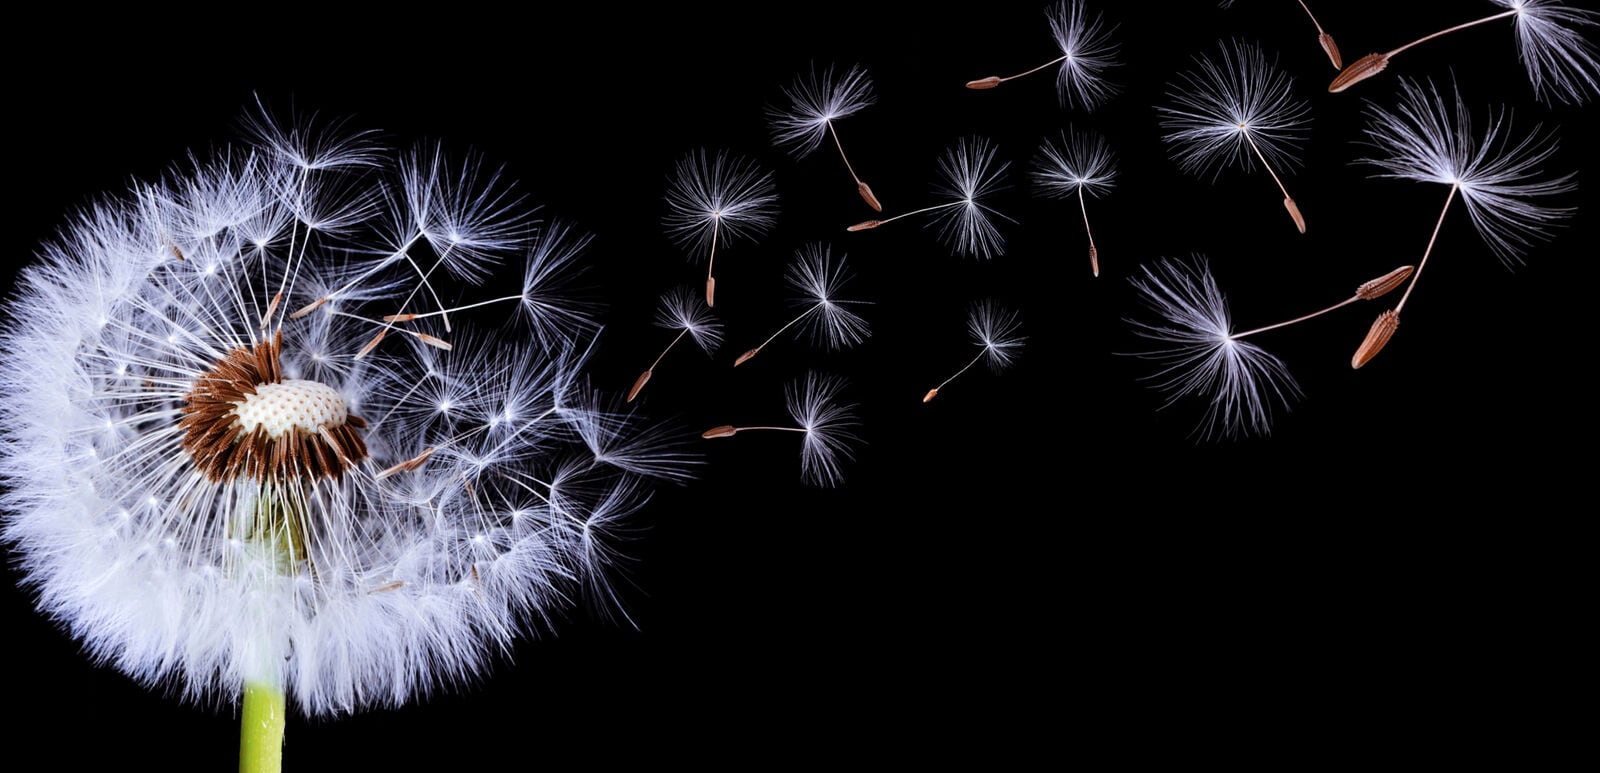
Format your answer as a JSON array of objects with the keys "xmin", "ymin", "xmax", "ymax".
[{"xmin": 240, "ymin": 680, "xmax": 286, "ymax": 773}]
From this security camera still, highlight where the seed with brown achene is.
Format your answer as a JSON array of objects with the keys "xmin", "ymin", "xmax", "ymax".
[
  {"xmin": 966, "ymin": 76, "xmax": 1002, "ymax": 90},
  {"xmin": 1356, "ymin": 266, "xmax": 1415, "ymax": 300},
  {"xmin": 1329, "ymin": 53, "xmax": 1389, "ymax": 93},
  {"xmin": 857, "ymin": 181, "xmax": 883, "ymax": 212},
  {"xmin": 846, "ymin": 220, "xmax": 882, "ymax": 232},
  {"xmin": 701, "ymin": 425, "xmax": 738, "ymax": 439},
  {"xmin": 1319, "ymin": 33, "xmax": 1343, "ymax": 70},
  {"xmin": 1352, "ymin": 310, "xmax": 1400, "ymax": 369}
]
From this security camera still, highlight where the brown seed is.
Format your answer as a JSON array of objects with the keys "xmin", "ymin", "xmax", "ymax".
[
  {"xmin": 260, "ymin": 291, "xmax": 283, "ymax": 330},
  {"xmin": 705, "ymin": 276, "xmax": 716, "ymax": 308},
  {"xmin": 356, "ymin": 328, "xmax": 387, "ymax": 359},
  {"xmin": 170, "ymin": 245, "xmax": 185, "ymax": 261},
  {"xmin": 847, "ymin": 220, "xmax": 882, "ymax": 232},
  {"xmin": 627, "ymin": 370, "xmax": 652, "ymax": 403},
  {"xmin": 1356, "ymin": 266, "xmax": 1415, "ymax": 301},
  {"xmin": 701, "ymin": 425, "xmax": 738, "ymax": 439},
  {"xmin": 1352, "ymin": 310, "xmax": 1400, "ymax": 369},
  {"xmin": 290, "ymin": 296, "xmax": 329, "ymax": 320},
  {"xmin": 922, "ymin": 388, "xmax": 940, "ymax": 403},
  {"xmin": 733, "ymin": 348, "xmax": 761, "ymax": 367},
  {"xmin": 966, "ymin": 76, "xmax": 1002, "ymax": 90},
  {"xmin": 857, "ymin": 181, "xmax": 883, "ymax": 212},
  {"xmin": 382, "ymin": 313, "xmax": 420, "ymax": 322},
  {"xmin": 417, "ymin": 333, "xmax": 452, "ymax": 351},
  {"xmin": 1284, "ymin": 197, "xmax": 1306, "ymax": 234},
  {"xmin": 1329, "ymin": 53, "xmax": 1389, "ymax": 93},
  {"xmin": 1088, "ymin": 245, "xmax": 1099, "ymax": 278},
  {"xmin": 372, "ymin": 580, "xmax": 405, "ymax": 594},
  {"xmin": 1319, "ymin": 32, "xmax": 1343, "ymax": 70}
]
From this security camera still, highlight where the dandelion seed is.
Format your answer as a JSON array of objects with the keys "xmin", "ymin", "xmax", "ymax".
[
  {"xmin": 1032, "ymin": 126, "xmax": 1117, "ymax": 276},
  {"xmin": 847, "ymin": 137, "xmax": 1013, "ymax": 260},
  {"xmin": 1159, "ymin": 39, "xmax": 1311, "ymax": 234},
  {"xmin": 734, "ymin": 244, "xmax": 871, "ymax": 367},
  {"xmin": 0, "ymin": 106, "xmax": 691, "ymax": 767},
  {"xmin": 701, "ymin": 371, "xmax": 861, "ymax": 487},
  {"xmin": 923, "ymin": 301, "xmax": 1025, "ymax": 403},
  {"xmin": 1350, "ymin": 77, "xmax": 1575, "ymax": 367},
  {"xmin": 628, "ymin": 286, "xmax": 724, "ymax": 403},
  {"xmin": 663, "ymin": 149, "xmax": 780, "ymax": 307},
  {"xmin": 1126, "ymin": 257, "xmax": 1413, "ymax": 438},
  {"xmin": 769, "ymin": 64, "xmax": 884, "ymax": 211},
  {"xmin": 1329, "ymin": 0, "xmax": 1600, "ymax": 105},
  {"xmin": 965, "ymin": 0, "xmax": 1119, "ymax": 110}
]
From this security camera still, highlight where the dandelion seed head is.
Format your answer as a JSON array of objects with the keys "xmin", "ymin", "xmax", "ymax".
[
  {"xmin": 1047, "ymin": 0, "xmax": 1121, "ymax": 110},
  {"xmin": 1031, "ymin": 126, "xmax": 1118, "ymax": 199},
  {"xmin": 1125, "ymin": 257, "xmax": 1300, "ymax": 440},
  {"xmin": 968, "ymin": 300, "xmax": 1026, "ymax": 371},
  {"xmin": 784, "ymin": 244, "xmax": 872, "ymax": 352},
  {"xmin": 1158, "ymin": 39, "xmax": 1310, "ymax": 180},
  {"xmin": 768, "ymin": 64, "xmax": 876, "ymax": 157},
  {"xmin": 1492, "ymin": 0, "xmax": 1600, "ymax": 105},
  {"xmin": 931, "ymin": 137, "xmax": 1013, "ymax": 260},
  {"xmin": 654, "ymin": 286, "xmax": 724, "ymax": 355},
  {"xmin": 1, "ymin": 106, "xmax": 688, "ymax": 717},
  {"xmin": 1359, "ymin": 77, "xmax": 1576, "ymax": 266},
  {"xmin": 784, "ymin": 372, "xmax": 861, "ymax": 488},
  {"xmin": 663, "ymin": 149, "xmax": 780, "ymax": 258}
]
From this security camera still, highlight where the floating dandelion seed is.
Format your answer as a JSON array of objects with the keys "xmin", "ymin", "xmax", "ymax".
[
  {"xmin": 1350, "ymin": 77, "xmax": 1575, "ymax": 368},
  {"xmin": 923, "ymin": 300, "xmax": 1025, "ymax": 403},
  {"xmin": 663, "ymin": 149, "xmax": 780, "ymax": 307},
  {"xmin": 848, "ymin": 137, "xmax": 1013, "ymax": 260},
  {"xmin": 966, "ymin": 0, "xmax": 1120, "ymax": 110},
  {"xmin": 1031, "ymin": 126, "xmax": 1117, "ymax": 277},
  {"xmin": 769, "ymin": 64, "xmax": 884, "ymax": 211},
  {"xmin": 734, "ymin": 244, "xmax": 871, "ymax": 367},
  {"xmin": 1159, "ymin": 39, "xmax": 1311, "ymax": 234},
  {"xmin": 1221, "ymin": 0, "xmax": 1343, "ymax": 69},
  {"xmin": 701, "ymin": 372, "xmax": 861, "ymax": 488},
  {"xmin": 0, "ymin": 106, "xmax": 691, "ymax": 769},
  {"xmin": 1329, "ymin": 0, "xmax": 1600, "ymax": 105},
  {"xmin": 1128, "ymin": 257, "xmax": 1414, "ymax": 438},
  {"xmin": 628, "ymin": 286, "xmax": 725, "ymax": 403}
]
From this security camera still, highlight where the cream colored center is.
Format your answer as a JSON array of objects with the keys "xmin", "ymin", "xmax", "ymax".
[{"xmin": 233, "ymin": 379, "xmax": 348, "ymax": 438}]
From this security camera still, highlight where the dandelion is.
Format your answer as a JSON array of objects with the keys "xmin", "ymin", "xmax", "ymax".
[
  {"xmin": 1031, "ymin": 126, "xmax": 1117, "ymax": 277},
  {"xmin": 1127, "ymin": 257, "xmax": 1412, "ymax": 439},
  {"xmin": 1159, "ymin": 39, "xmax": 1311, "ymax": 234},
  {"xmin": 701, "ymin": 371, "xmax": 861, "ymax": 487},
  {"xmin": 627, "ymin": 286, "xmax": 724, "ymax": 402},
  {"xmin": 769, "ymin": 64, "xmax": 884, "ymax": 211},
  {"xmin": 663, "ymin": 149, "xmax": 780, "ymax": 307},
  {"xmin": 1220, "ymin": 0, "xmax": 1344, "ymax": 69},
  {"xmin": 923, "ymin": 301, "xmax": 1025, "ymax": 403},
  {"xmin": 1350, "ymin": 77, "xmax": 1575, "ymax": 367},
  {"xmin": 734, "ymin": 244, "xmax": 871, "ymax": 367},
  {"xmin": 1329, "ymin": 0, "xmax": 1600, "ymax": 105},
  {"xmin": 0, "ymin": 107, "xmax": 689, "ymax": 771},
  {"xmin": 848, "ymin": 137, "xmax": 1013, "ymax": 260},
  {"xmin": 966, "ymin": 0, "xmax": 1120, "ymax": 110}
]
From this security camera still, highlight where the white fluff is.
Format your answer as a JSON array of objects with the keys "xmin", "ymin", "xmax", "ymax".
[{"xmin": 0, "ymin": 105, "xmax": 687, "ymax": 716}]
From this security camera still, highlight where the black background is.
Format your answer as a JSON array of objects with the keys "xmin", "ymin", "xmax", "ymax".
[{"xmin": 3, "ymin": 2, "xmax": 1593, "ymax": 767}]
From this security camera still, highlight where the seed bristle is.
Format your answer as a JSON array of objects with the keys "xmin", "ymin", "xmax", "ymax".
[
  {"xmin": 1356, "ymin": 266, "xmax": 1415, "ymax": 300},
  {"xmin": 701, "ymin": 425, "xmax": 738, "ymax": 439},
  {"xmin": 1319, "ymin": 32, "xmax": 1343, "ymax": 70},
  {"xmin": 966, "ymin": 76, "xmax": 1002, "ymax": 90},
  {"xmin": 1352, "ymin": 310, "xmax": 1400, "ymax": 369},
  {"xmin": 857, "ymin": 181, "xmax": 883, "ymax": 212},
  {"xmin": 1329, "ymin": 53, "xmax": 1389, "ymax": 93},
  {"xmin": 627, "ymin": 370, "xmax": 652, "ymax": 403}
]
